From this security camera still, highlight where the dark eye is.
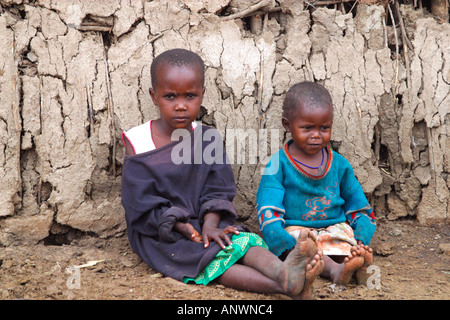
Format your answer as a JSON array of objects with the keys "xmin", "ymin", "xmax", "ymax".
[
  {"xmin": 164, "ymin": 94, "xmax": 175, "ymax": 100},
  {"xmin": 187, "ymin": 93, "xmax": 196, "ymax": 99}
]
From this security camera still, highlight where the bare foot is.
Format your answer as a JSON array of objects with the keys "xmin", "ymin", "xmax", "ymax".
[
  {"xmin": 355, "ymin": 244, "xmax": 374, "ymax": 285},
  {"xmin": 330, "ymin": 246, "xmax": 364, "ymax": 285},
  {"xmin": 294, "ymin": 250, "xmax": 324, "ymax": 300},
  {"xmin": 281, "ymin": 229, "xmax": 319, "ymax": 296}
]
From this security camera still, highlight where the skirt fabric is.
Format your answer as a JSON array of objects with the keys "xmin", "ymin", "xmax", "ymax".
[
  {"xmin": 183, "ymin": 232, "xmax": 268, "ymax": 285},
  {"xmin": 285, "ymin": 222, "xmax": 357, "ymax": 256}
]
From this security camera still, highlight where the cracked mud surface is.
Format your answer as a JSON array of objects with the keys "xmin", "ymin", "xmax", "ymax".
[
  {"xmin": 1, "ymin": 1, "xmax": 449, "ymax": 247},
  {"xmin": 1, "ymin": 220, "xmax": 448, "ymax": 300}
]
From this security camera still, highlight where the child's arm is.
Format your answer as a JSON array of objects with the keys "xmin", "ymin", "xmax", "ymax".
[
  {"xmin": 122, "ymin": 134, "xmax": 136, "ymax": 156},
  {"xmin": 346, "ymin": 210, "xmax": 376, "ymax": 245},
  {"xmin": 201, "ymin": 212, "xmax": 239, "ymax": 249},
  {"xmin": 256, "ymin": 155, "xmax": 297, "ymax": 257},
  {"xmin": 340, "ymin": 163, "xmax": 376, "ymax": 245},
  {"xmin": 197, "ymin": 127, "xmax": 241, "ymax": 230}
]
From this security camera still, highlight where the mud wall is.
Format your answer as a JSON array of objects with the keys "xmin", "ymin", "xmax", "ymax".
[{"xmin": 0, "ymin": 0, "xmax": 448, "ymax": 245}]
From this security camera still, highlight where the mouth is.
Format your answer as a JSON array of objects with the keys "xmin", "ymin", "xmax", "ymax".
[
  {"xmin": 173, "ymin": 116, "xmax": 189, "ymax": 123},
  {"xmin": 307, "ymin": 144, "xmax": 324, "ymax": 152}
]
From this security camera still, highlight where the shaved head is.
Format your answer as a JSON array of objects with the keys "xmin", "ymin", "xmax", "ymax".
[
  {"xmin": 282, "ymin": 81, "xmax": 333, "ymax": 120},
  {"xmin": 151, "ymin": 48, "xmax": 205, "ymax": 88}
]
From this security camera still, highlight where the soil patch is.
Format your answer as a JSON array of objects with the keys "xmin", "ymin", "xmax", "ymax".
[{"xmin": 0, "ymin": 220, "xmax": 448, "ymax": 300}]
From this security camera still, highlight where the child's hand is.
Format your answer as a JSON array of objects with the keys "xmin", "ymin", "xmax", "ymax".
[
  {"xmin": 201, "ymin": 212, "xmax": 240, "ymax": 249},
  {"xmin": 174, "ymin": 222, "xmax": 202, "ymax": 242},
  {"xmin": 202, "ymin": 224, "xmax": 239, "ymax": 249}
]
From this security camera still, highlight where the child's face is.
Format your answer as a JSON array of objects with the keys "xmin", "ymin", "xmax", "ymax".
[
  {"xmin": 150, "ymin": 63, "xmax": 205, "ymax": 131},
  {"xmin": 282, "ymin": 104, "xmax": 333, "ymax": 157}
]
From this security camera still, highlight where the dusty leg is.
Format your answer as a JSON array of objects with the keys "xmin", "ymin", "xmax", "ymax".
[
  {"xmin": 355, "ymin": 244, "xmax": 374, "ymax": 285},
  {"xmin": 217, "ymin": 229, "xmax": 321, "ymax": 297},
  {"xmin": 320, "ymin": 246, "xmax": 364, "ymax": 285},
  {"xmin": 217, "ymin": 263, "xmax": 284, "ymax": 294}
]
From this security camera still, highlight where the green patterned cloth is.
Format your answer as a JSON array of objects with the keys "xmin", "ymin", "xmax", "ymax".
[{"xmin": 183, "ymin": 232, "xmax": 268, "ymax": 285}]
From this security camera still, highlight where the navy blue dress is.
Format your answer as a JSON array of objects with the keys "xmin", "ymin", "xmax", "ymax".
[{"xmin": 121, "ymin": 125, "xmax": 243, "ymax": 281}]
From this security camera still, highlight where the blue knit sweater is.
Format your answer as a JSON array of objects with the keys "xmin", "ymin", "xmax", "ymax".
[{"xmin": 256, "ymin": 141, "xmax": 376, "ymax": 256}]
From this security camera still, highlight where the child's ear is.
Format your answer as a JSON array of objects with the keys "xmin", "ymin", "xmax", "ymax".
[
  {"xmin": 197, "ymin": 87, "xmax": 205, "ymax": 103},
  {"xmin": 282, "ymin": 117, "xmax": 291, "ymax": 133},
  {"xmin": 149, "ymin": 88, "xmax": 157, "ymax": 106}
]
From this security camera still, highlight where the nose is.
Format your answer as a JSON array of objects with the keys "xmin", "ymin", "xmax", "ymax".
[
  {"xmin": 310, "ymin": 128, "xmax": 321, "ymax": 139},
  {"xmin": 174, "ymin": 98, "xmax": 187, "ymax": 111}
]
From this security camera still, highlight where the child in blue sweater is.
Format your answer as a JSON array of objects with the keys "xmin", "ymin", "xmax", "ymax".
[{"xmin": 257, "ymin": 81, "xmax": 376, "ymax": 285}]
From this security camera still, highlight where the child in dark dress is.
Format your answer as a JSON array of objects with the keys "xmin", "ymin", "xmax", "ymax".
[{"xmin": 121, "ymin": 48, "xmax": 323, "ymax": 299}]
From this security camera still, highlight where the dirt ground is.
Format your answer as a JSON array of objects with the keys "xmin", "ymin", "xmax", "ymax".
[{"xmin": 0, "ymin": 218, "xmax": 448, "ymax": 301}]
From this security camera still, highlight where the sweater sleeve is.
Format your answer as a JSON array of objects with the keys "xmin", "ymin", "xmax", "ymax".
[
  {"xmin": 347, "ymin": 210, "xmax": 376, "ymax": 245},
  {"xmin": 256, "ymin": 154, "xmax": 297, "ymax": 256},
  {"xmin": 339, "ymin": 161, "xmax": 376, "ymax": 245}
]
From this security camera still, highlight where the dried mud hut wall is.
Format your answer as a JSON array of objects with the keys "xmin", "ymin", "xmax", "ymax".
[{"xmin": 0, "ymin": 0, "xmax": 448, "ymax": 246}]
